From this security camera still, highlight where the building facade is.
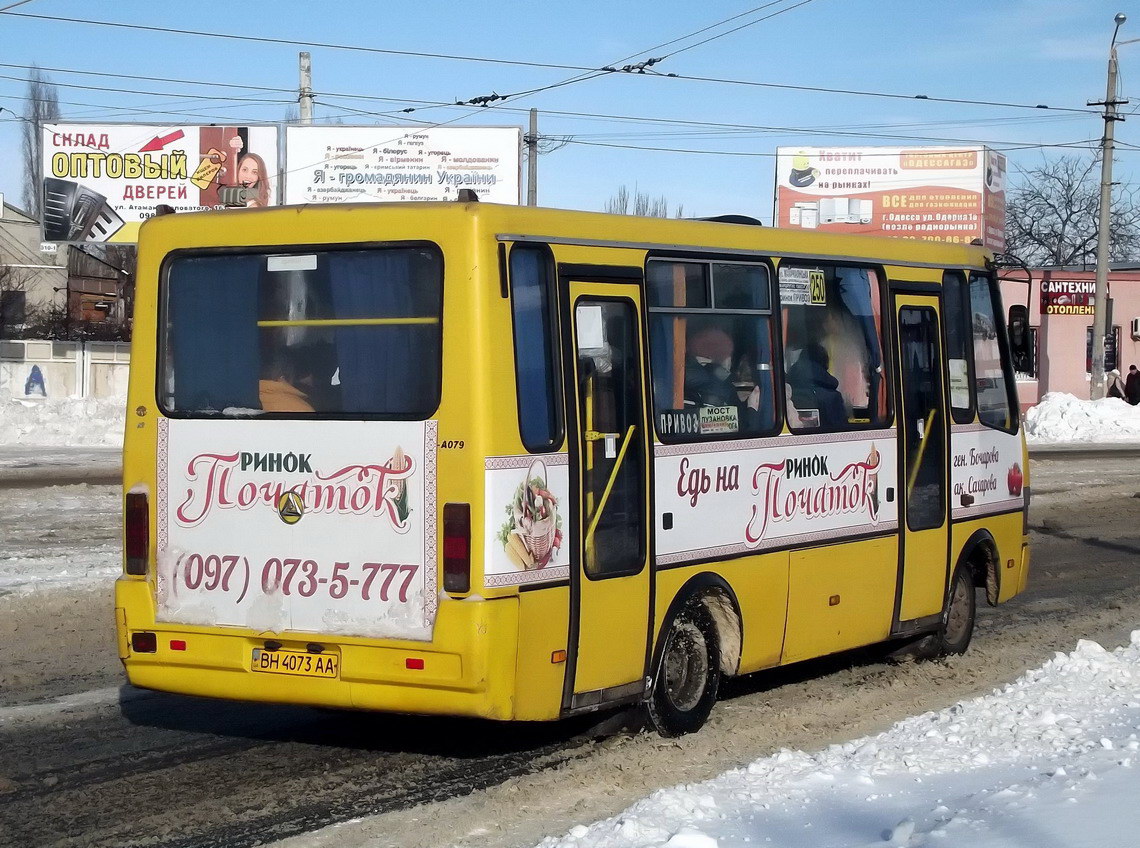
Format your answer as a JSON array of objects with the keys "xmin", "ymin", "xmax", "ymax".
[
  {"xmin": 0, "ymin": 195, "xmax": 67, "ymax": 332},
  {"xmin": 999, "ymin": 265, "xmax": 1140, "ymax": 410}
]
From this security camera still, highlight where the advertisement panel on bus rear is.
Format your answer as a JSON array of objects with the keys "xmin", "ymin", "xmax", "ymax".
[{"xmin": 156, "ymin": 418, "xmax": 438, "ymax": 641}]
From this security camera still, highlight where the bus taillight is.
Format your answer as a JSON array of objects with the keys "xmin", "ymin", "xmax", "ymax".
[
  {"xmin": 125, "ymin": 491, "xmax": 149, "ymax": 575},
  {"xmin": 443, "ymin": 502, "xmax": 471, "ymax": 594}
]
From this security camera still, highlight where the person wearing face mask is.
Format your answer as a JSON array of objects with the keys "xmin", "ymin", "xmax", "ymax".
[
  {"xmin": 684, "ymin": 324, "xmax": 737, "ymax": 408},
  {"xmin": 682, "ymin": 323, "xmax": 765, "ymax": 436}
]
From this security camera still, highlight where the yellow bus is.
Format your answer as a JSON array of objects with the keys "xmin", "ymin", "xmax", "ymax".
[{"xmin": 116, "ymin": 200, "xmax": 1030, "ymax": 736}]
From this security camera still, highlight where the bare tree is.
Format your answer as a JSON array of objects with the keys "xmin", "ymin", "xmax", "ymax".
[
  {"xmin": 1005, "ymin": 155, "xmax": 1140, "ymax": 266},
  {"xmin": 0, "ymin": 262, "xmax": 33, "ymax": 337},
  {"xmin": 604, "ymin": 184, "xmax": 675, "ymax": 217},
  {"xmin": 21, "ymin": 67, "xmax": 62, "ymax": 219}
]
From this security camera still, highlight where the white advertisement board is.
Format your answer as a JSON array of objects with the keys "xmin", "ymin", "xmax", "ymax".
[
  {"xmin": 949, "ymin": 424, "xmax": 1024, "ymax": 521},
  {"xmin": 483, "ymin": 454, "xmax": 570, "ymax": 587},
  {"xmin": 157, "ymin": 418, "xmax": 438, "ymax": 641},
  {"xmin": 42, "ymin": 124, "xmax": 280, "ymax": 243},
  {"xmin": 284, "ymin": 125, "xmax": 522, "ymax": 205},
  {"xmin": 654, "ymin": 431, "xmax": 898, "ymax": 565}
]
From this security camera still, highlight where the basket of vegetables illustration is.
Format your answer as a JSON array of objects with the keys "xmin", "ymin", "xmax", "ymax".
[{"xmin": 499, "ymin": 459, "xmax": 562, "ymax": 570}]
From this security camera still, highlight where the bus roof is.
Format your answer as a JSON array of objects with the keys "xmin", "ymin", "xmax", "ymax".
[{"xmin": 138, "ymin": 200, "xmax": 993, "ymax": 272}]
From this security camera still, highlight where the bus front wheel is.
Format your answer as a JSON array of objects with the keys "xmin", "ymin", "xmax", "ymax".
[{"xmin": 647, "ymin": 601, "xmax": 720, "ymax": 737}]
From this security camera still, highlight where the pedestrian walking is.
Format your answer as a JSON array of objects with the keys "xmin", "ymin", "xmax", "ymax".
[
  {"xmin": 1126, "ymin": 364, "xmax": 1140, "ymax": 406},
  {"xmin": 1107, "ymin": 368, "xmax": 1127, "ymax": 400}
]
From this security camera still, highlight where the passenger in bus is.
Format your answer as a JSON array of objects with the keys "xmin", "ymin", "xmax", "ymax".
[
  {"xmin": 258, "ymin": 351, "xmax": 315, "ymax": 413},
  {"xmin": 684, "ymin": 323, "xmax": 762, "ymax": 431},
  {"xmin": 786, "ymin": 342, "xmax": 846, "ymax": 429}
]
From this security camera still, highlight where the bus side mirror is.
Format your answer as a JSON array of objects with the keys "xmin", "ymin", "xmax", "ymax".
[{"xmin": 1007, "ymin": 305, "xmax": 1030, "ymax": 374}]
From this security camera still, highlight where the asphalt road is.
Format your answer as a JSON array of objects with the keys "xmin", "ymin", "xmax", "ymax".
[{"xmin": 1, "ymin": 454, "xmax": 1138, "ymax": 848}]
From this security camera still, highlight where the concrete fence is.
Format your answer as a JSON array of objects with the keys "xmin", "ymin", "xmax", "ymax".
[{"xmin": 0, "ymin": 339, "xmax": 130, "ymax": 399}]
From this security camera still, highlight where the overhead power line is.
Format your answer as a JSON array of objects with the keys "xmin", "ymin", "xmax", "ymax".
[
  {"xmin": 557, "ymin": 137, "xmax": 1099, "ymax": 158},
  {"xmin": 0, "ymin": 14, "xmax": 1095, "ymax": 114},
  {"xmin": 0, "ymin": 11, "xmax": 594, "ymax": 72},
  {"xmin": 660, "ymin": 0, "xmax": 820, "ymax": 59},
  {"xmin": 312, "ymin": 94, "xmax": 1094, "ymax": 150}
]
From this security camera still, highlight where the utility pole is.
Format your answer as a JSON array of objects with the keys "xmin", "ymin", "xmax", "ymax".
[
  {"xmin": 526, "ymin": 108, "xmax": 538, "ymax": 206},
  {"xmin": 1090, "ymin": 13, "xmax": 1129, "ymax": 399},
  {"xmin": 299, "ymin": 51, "xmax": 314, "ymax": 125}
]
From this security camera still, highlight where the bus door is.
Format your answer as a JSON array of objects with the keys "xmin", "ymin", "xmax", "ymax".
[
  {"xmin": 891, "ymin": 292, "xmax": 950, "ymax": 628},
  {"xmin": 561, "ymin": 278, "xmax": 653, "ymax": 711}
]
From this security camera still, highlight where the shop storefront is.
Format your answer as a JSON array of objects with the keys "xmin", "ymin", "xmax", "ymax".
[{"xmin": 999, "ymin": 265, "xmax": 1140, "ymax": 410}]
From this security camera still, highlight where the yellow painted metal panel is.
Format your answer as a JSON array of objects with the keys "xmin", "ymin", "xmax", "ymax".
[
  {"xmin": 782, "ymin": 537, "xmax": 897, "ymax": 664},
  {"xmin": 514, "ymin": 586, "xmax": 570, "ymax": 720},
  {"xmin": 652, "ymin": 553, "xmax": 790, "ymax": 676}
]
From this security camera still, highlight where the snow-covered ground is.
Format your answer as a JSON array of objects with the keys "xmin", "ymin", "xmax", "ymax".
[
  {"xmin": 0, "ymin": 484, "xmax": 120, "ymax": 593},
  {"xmin": 540, "ymin": 634, "xmax": 1140, "ymax": 848},
  {"xmin": 0, "ymin": 397, "xmax": 125, "ymax": 447},
  {"xmin": 1024, "ymin": 392, "xmax": 1140, "ymax": 445}
]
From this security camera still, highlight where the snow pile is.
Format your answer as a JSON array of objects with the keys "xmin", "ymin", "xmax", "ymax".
[
  {"xmin": 1024, "ymin": 391, "xmax": 1140, "ymax": 444},
  {"xmin": 541, "ymin": 633, "xmax": 1140, "ymax": 848},
  {"xmin": 0, "ymin": 397, "xmax": 125, "ymax": 447}
]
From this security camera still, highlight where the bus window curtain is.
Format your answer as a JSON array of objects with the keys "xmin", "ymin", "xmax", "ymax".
[
  {"xmin": 649, "ymin": 313, "xmax": 675, "ymax": 415},
  {"xmin": 327, "ymin": 251, "xmax": 424, "ymax": 414},
  {"xmin": 170, "ymin": 256, "xmax": 260, "ymax": 412},
  {"xmin": 837, "ymin": 267, "xmax": 885, "ymax": 424},
  {"xmin": 754, "ymin": 318, "xmax": 775, "ymax": 428}
]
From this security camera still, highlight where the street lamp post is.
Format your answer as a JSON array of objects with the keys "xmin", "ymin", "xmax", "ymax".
[{"xmin": 1091, "ymin": 14, "xmax": 1131, "ymax": 399}]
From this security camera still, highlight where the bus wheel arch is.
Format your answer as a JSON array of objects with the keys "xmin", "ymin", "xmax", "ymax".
[
  {"xmin": 957, "ymin": 530, "xmax": 999, "ymax": 606},
  {"xmin": 646, "ymin": 574, "xmax": 743, "ymax": 736}
]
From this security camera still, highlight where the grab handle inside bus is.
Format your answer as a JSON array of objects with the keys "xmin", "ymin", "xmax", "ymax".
[
  {"xmin": 906, "ymin": 409, "xmax": 937, "ymax": 499},
  {"xmin": 585, "ymin": 425, "xmax": 636, "ymax": 554}
]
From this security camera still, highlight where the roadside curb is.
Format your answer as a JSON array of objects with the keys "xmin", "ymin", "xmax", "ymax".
[
  {"xmin": 1029, "ymin": 443, "xmax": 1140, "ymax": 459},
  {"xmin": 0, "ymin": 464, "xmax": 121, "ymax": 488}
]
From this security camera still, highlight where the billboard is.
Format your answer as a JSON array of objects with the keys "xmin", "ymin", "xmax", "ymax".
[
  {"xmin": 284, "ymin": 125, "xmax": 522, "ymax": 205},
  {"xmin": 774, "ymin": 146, "xmax": 1006, "ymax": 251},
  {"xmin": 41, "ymin": 123, "xmax": 280, "ymax": 243}
]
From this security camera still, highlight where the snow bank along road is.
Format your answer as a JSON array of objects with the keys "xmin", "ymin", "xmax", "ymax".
[{"xmin": 0, "ymin": 455, "xmax": 1137, "ymax": 848}]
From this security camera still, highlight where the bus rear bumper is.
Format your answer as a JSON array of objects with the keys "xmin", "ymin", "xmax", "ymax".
[{"xmin": 115, "ymin": 578, "xmax": 520, "ymax": 720}]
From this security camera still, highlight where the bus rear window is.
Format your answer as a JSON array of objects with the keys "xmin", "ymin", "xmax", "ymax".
[{"xmin": 160, "ymin": 246, "xmax": 443, "ymax": 418}]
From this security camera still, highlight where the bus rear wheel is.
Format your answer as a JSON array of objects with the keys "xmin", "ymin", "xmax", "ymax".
[{"xmin": 647, "ymin": 601, "xmax": 720, "ymax": 737}]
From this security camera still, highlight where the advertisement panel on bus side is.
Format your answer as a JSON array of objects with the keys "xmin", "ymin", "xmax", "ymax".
[{"xmin": 653, "ymin": 431, "xmax": 898, "ymax": 565}]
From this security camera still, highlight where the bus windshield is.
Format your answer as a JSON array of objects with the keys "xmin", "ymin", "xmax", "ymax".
[{"xmin": 160, "ymin": 245, "xmax": 443, "ymax": 418}]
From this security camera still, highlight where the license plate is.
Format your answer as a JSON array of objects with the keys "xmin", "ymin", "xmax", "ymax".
[{"xmin": 251, "ymin": 648, "xmax": 339, "ymax": 679}]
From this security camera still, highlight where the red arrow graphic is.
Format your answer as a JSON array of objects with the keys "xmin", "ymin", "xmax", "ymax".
[{"xmin": 139, "ymin": 130, "xmax": 185, "ymax": 152}]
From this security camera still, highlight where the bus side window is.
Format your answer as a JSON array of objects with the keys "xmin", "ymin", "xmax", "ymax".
[
  {"xmin": 942, "ymin": 271, "xmax": 975, "ymax": 423},
  {"xmin": 778, "ymin": 264, "xmax": 889, "ymax": 432},
  {"xmin": 646, "ymin": 259, "xmax": 778, "ymax": 441},
  {"xmin": 968, "ymin": 273, "xmax": 1017, "ymax": 433},
  {"xmin": 508, "ymin": 245, "xmax": 563, "ymax": 452}
]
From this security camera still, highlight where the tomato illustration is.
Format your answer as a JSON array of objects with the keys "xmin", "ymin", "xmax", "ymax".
[{"xmin": 1007, "ymin": 463, "xmax": 1024, "ymax": 497}]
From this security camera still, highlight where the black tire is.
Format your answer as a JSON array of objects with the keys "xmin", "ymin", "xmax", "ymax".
[
  {"xmin": 647, "ymin": 600, "xmax": 720, "ymax": 737},
  {"xmin": 936, "ymin": 565, "xmax": 977, "ymax": 656}
]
